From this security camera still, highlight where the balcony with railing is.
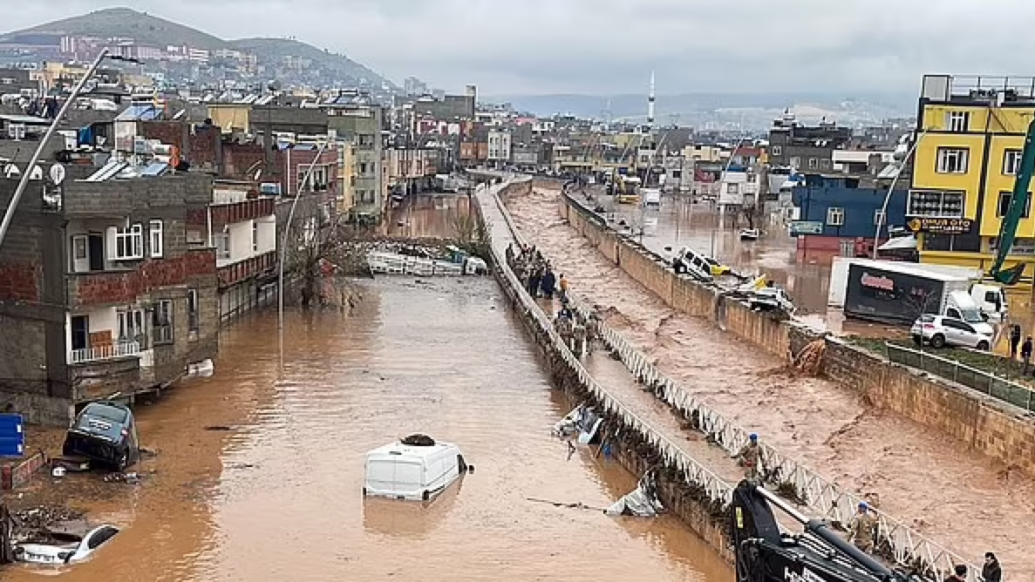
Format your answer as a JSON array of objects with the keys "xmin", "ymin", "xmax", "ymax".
[{"xmin": 69, "ymin": 341, "xmax": 142, "ymax": 365}]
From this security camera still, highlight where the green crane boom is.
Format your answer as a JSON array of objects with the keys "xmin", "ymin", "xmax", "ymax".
[{"xmin": 990, "ymin": 119, "xmax": 1035, "ymax": 284}]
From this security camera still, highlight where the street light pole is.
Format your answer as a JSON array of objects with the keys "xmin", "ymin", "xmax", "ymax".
[
  {"xmin": 278, "ymin": 139, "xmax": 331, "ymax": 334},
  {"xmin": 0, "ymin": 48, "xmax": 117, "ymax": 250},
  {"xmin": 872, "ymin": 127, "xmax": 929, "ymax": 259}
]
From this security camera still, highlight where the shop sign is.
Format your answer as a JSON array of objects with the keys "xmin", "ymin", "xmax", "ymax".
[{"xmin": 907, "ymin": 217, "xmax": 972, "ymax": 235}]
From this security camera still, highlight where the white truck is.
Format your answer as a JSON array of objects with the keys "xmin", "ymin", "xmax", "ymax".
[{"xmin": 828, "ymin": 258, "xmax": 1007, "ymax": 323}]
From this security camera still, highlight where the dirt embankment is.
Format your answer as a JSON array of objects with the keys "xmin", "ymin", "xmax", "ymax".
[{"xmin": 506, "ymin": 186, "xmax": 1035, "ymax": 579}]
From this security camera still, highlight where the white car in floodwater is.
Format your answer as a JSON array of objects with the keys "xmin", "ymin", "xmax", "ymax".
[{"xmin": 14, "ymin": 525, "xmax": 119, "ymax": 565}]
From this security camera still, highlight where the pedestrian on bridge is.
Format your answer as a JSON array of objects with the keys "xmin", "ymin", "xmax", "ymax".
[
  {"xmin": 541, "ymin": 268, "xmax": 557, "ymax": 299},
  {"xmin": 982, "ymin": 552, "xmax": 1002, "ymax": 582},
  {"xmin": 1022, "ymin": 337, "xmax": 1033, "ymax": 374},
  {"xmin": 1009, "ymin": 324, "xmax": 1022, "ymax": 359},
  {"xmin": 558, "ymin": 274, "xmax": 569, "ymax": 301},
  {"xmin": 944, "ymin": 564, "xmax": 967, "ymax": 582},
  {"xmin": 585, "ymin": 312, "xmax": 600, "ymax": 354},
  {"xmin": 733, "ymin": 433, "xmax": 761, "ymax": 480},
  {"xmin": 846, "ymin": 501, "xmax": 877, "ymax": 554},
  {"xmin": 572, "ymin": 317, "xmax": 587, "ymax": 357}
]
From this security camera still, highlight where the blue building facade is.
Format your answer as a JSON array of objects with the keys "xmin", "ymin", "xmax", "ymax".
[{"xmin": 791, "ymin": 174, "xmax": 907, "ymax": 239}]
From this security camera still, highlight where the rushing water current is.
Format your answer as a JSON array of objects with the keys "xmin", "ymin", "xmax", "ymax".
[{"xmin": 7, "ymin": 277, "xmax": 729, "ymax": 582}]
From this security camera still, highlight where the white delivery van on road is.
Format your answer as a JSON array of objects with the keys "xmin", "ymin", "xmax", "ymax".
[{"xmin": 364, "ymin": 435, "xmax": 470, "ymax": 502}]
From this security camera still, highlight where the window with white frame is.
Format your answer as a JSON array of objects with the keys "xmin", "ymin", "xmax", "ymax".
[
  {"xmin": 907, "ymin": 190, "xmax": 965, "ymax": 218},
  {"xmin": 117, "ymin": 309, "xmax": 145, "ymax": 344},
  {"xmin": 826, "ymin": 207, "xmax": 845, "ymax": 226},
  {"xmin": 997, "ymin": 191, "xmax": 1032, "ymax": 218},
  {"xmin": 109, "ymin": 224, "xmax": 143, "ymax": 260},
  {"xmin": 770, "ymin": 145, "xmax": 782, "ymax": 156},
  {"xmin": 873, "ymin": 209, "xmax": 885, "ymax": 226},
  {"xmin": 215, "ymin": 233, "xmax": 231, "ymax": 260},
  {"xmin": 297, "ymin": 165, "xmax": 329, "ymax": 192},
  {"xmin": 808, "ymin": 157, "xmax": 819, "ymax": 169},
  {"xmin": 1003, "ymin": 149, "xmax": 1022, "ymax": 175},
  {"xmin": 153, "ymin": 299, "xmax": 173, "ymax": 344},
  {"xmin": 946, "ymin": 111, "xmax": 970, "ymax": 132},
  {"xmin": 936, "ymin": 147, "xmax": 969, "ymax": 174},
  {"xmin": 149, "ymin": 219, "xmax": 163, "ymax": 258}
]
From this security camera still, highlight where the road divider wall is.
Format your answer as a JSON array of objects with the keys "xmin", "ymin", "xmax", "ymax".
[
  {"xmin": 486, "ymin": 178, "xmax": 977, "ymax": 581},
  {"xmin": 554, "ymin": 186, "xmax": 1035, "ymax": 480},
  {"xmin": 474, "ymin": 177, "xmax": 736, "ymax": 562}
]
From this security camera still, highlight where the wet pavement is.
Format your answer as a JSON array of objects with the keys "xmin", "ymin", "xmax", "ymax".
[
  {"xmin": 5, "ymin": 277, "xmax": 729, "ymax": 582},
  {"xmin": 506, "ymin": 185, "xmax": 1035, "ymax": 579}
]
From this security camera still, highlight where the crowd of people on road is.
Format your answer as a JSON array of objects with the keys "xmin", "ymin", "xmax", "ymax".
[{"xmin": 506, "ymin": 242, "xmax": 598, "ymax": 358}]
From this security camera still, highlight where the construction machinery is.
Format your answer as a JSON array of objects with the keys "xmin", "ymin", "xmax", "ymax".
[
  {"xmin": 989, "ymin": 119, "xmax": 1035, "ymax": 285},
  {"xmin": 731, "ymin": 481, "xmax": 931, "ymax": 582}
]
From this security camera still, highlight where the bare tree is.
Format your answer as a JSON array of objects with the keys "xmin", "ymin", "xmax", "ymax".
[{"xmin": 283, "ymin": 200, "xmax": 363, "ymax": 312}]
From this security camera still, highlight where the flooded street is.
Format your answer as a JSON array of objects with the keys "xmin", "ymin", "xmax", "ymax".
[
  {"xmin": 507, "ymin": 185, "xmax": 1035, "ymax": 578},
  {"xmin": 7, "ymin": 277, "xmax": 728, "ymax": 582}
]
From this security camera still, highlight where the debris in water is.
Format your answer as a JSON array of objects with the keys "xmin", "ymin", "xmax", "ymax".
[
  {"xmin": 205, "ymin": 425, "xmax": 233, "ymax": 431},
  {"xmin": 791, "ymin": 339, "xmax": 826, "ymax": 376}
]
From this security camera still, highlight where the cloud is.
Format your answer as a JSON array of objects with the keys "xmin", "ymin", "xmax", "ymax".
[{"xmin": 5, "ymin": 0, "xmax": 1035, "ymax": 96}]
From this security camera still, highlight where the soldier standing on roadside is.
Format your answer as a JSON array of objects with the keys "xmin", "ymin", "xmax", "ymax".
[
  {"xmin": 847, "ymin": 502, "xmax": 877, "ymax": 554},
  {"xmin": 732, "ymin": 433, "xmax": 762, "ymax": 479}
]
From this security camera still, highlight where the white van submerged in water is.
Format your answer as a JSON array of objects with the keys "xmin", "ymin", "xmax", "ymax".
[{"xmin": 363, "ymin": 435, "xmax": 472, "ymax": 502}]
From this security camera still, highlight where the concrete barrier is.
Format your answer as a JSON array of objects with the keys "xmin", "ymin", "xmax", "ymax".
[
  {"xmin": 476, "ymin": 179, "xmax": 736, "ymax": 562},
  {"xmin": 557, "ymin": 188, "xmax": 1035, "ymax": 478}
]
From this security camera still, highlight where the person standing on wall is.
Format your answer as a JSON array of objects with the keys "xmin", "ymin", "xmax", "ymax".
[{"xmin": 1009, "ymin": 324, "xmax": 1022, "ymax": 360}]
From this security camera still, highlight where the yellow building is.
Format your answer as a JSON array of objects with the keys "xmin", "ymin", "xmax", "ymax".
[
  {"xmin": 338, "ymin": 142, "xmax": 357, "ymax": 216},
  {"xmin": 910, "ymin": 74, "xmax": 1035, "ymax": 286}
]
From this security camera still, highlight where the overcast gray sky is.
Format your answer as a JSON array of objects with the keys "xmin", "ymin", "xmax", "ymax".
[{"xmin": 6, "ymin": 1, "xmax": 1035, "ymax": 96}]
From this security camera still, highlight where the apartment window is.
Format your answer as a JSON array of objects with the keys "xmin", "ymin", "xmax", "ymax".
[
  {"xmin": 1003, "ymin": 149, "xmax": 1022, "ymax": 175},
  {"xmin": 298, "ymin": 165, "xmax": 329, "ymax": 192},
  {"xmin": 153, "ymin": 299, "xmax": 173, "ymax": 345},
  {"xmin": 359, "ymin": 162, "xmax": 368, "ymax": 175},
  {"xmin": 358, "ymin": 134, "xmax": 375, "ymax": 147},
  {"xmin": 997, "ymin": 191, "xmax": 1032, "ymax": 218},
  {"xmin": 747, "ymin": 173, "xmax": 757, "ymax": 183},
  {"xmin": 149, "ymin": 220, "xmax": 163, "ymax": 258},
  {"xmin": 110, "ymin": 224, "xmax": 143, "ymax": 261},
  {"xmin": 252, "ymin": 221, "xmax": 259, "ymax": 252},
  {"xmin": 215, "ymin": 233, "xmax": 231, "ymax": 260},
  {"xmin": 936, "ymin": 147, "xmax": 969, "ymax": 174},
  {"xmin": 808, "ymin": 157, "xmax": 819, "ymax": 169},
  {"xmin": 826, "ymin": 207, "xmax": 845, "ymax": 226},
  {"xmin": 946, "ymin": 111, "xmax": 970, "ymax": 132},
  {"xmin": 789, "ymin": 156, "xmax": 801, "ymax": 169},
  {"xmin": 989, "ymin": 237, "xmax": 1035, "ymax": 256},
  {"xmin": 117, "ymin": 309, "xmax": 145, "ymax": 345},
  {"xmin": 907, "ymin": 190, "xmax": 965, "ymax": 218},
  {"xmin": 187, "ymin": 289, "xmax": 199, "ymax": 334},
  {"xmin": 727, "ymin": 183, "xmax": 740, "ymax": 195},
  {"xmin": 820, "ymin": 159, "xmax": 831, "ymax": 170},
  {"xmin": 874, "ymin": 209, "xmax": 886, "ymax": 226},
  {"xmin": 770, "ymin": 145, "xmax": 782, "ymax": 156}
]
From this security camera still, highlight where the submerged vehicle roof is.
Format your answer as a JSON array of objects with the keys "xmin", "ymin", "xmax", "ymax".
[{"xmin": 366, "ymin": 440, "xmax": 459, "ymax": 460}]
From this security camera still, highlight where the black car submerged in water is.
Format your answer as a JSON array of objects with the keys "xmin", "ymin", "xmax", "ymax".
[{"xmin": 62, "ymin": 402, "xmax": 141, "ymax": 471}]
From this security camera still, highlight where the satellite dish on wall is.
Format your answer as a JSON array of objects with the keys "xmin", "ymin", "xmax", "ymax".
[{"xmin": 49, "ymin": 163, "xmax": 66, "ymax": 185}]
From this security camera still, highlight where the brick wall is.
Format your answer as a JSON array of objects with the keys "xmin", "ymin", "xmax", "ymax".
[
  {"xmin": 70, "ymin": 249, "xmax": 217, "ymax": 308},
  {"xmin": 222, "ymin": 143, "xmax": 267, "ymax": 179},
  {"xmin": 64, "ymin": 173, "xmax": 214, "ymax": 217},
  {"xmin": 559, "ymin": 190, "xmax": 1035, "ymax": 476}
]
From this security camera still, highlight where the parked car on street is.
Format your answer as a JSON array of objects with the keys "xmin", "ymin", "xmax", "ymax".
[
  {"xmin": 910, "ymin": 314, "xmax": 993, "ymax": 350},
  {"xmin": 62, "ymin": 402, "xmax": 140, "ymax": 471}
]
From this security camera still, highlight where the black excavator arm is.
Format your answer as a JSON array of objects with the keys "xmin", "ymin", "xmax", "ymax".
[{"xmin": 730, "ymin": 481, "xmax": 930, "ymax": 582}]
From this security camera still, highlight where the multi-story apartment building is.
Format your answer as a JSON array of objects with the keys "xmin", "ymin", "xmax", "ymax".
[
  {"xmin": 768, "ymin": 111, "xmax": 852, "ymax": 171},
  {"xmin": 327, "ymin": 105, "xmax": 384, "ymax": 222},
  {"xmin": 909, "ymin": 74, "xmax": 1035, "ymax": 285},
  {"xmin": 0, "ymin": 169, "xmax": 218, "ymax": 425},
  {"xmin": 487, "ymin": 129, "xmax": 512, "ymax": 167}
]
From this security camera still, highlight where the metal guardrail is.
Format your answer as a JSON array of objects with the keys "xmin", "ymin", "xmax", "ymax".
[
  {"xmin": 887, "ymin": 343, "xmax": 1035, "ymax": 413},
  {"xmin": 493, "ymin": 177, "xmax": 980, "ymax": 581}
]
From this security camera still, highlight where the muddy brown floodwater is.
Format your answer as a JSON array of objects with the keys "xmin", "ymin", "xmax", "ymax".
[
  {"xmin": 6, "ymin": 277, "xmax": 729, "ymax": 582},
  {"xmin": 507, "ymin": 186, "xmax": 1035, "ymax": 579}
]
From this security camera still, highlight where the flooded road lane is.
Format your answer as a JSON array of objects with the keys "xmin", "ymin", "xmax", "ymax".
[
  {"xmin": 507, "ymin": 186, "xmax": 1035, "ymax": 578},
  {"xmin": 8, "ymin": 277, "xmax": 729, "ymax": 582}
]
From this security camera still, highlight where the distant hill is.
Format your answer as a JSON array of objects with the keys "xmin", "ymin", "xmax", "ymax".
[
  {"xmin": 1, "ymin": 7, "xmax": 228, "ymax": 50},
  {"xmin": 1, "ymin": 7, "xmax": 393, "ymax": 88}
]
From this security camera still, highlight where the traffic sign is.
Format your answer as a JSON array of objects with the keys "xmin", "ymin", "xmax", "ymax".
[{"xmin": 0, "ymin": 414, "xmax": 25, "ymax": 457}]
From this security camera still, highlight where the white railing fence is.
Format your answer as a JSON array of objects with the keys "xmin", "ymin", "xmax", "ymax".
[{"xmin": 69, "ymin": 340, "xmax": 142, "ymax": 365}]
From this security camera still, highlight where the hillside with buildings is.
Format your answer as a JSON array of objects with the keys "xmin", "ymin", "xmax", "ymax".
[{"xmin": 0, "ymin": 7, "xmax": 392, "ymax": 90}]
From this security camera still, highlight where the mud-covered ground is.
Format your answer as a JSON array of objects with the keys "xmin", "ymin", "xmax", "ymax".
[{"xmin": 506, "ymin": 185, "xmax": 1035, "ymax": 579}]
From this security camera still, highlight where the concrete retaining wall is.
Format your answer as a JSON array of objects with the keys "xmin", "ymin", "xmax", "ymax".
[
  {"xmin": 484, "ymin": 181, "xmax": 734, "ymax": 563},
  {"xmin": 557, "ymin": 190, "xmax": 1035, "ymax": 477}
]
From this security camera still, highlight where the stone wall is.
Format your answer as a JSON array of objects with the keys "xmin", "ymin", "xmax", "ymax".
[
  {"xmin": 557, "ymin": 189, "xmax": 1035, "ymax": 477},
  {"xmin": 484, "ymin": 181, "xmax": 734, "ymax": 564}
]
